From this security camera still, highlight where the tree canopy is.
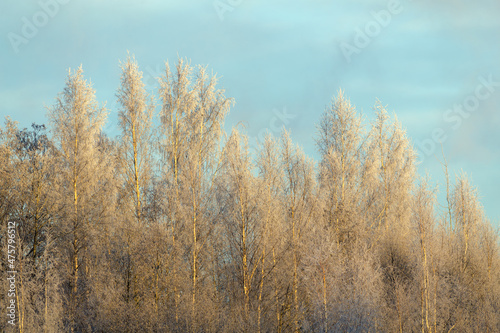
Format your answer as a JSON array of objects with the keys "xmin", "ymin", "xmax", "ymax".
[{"xmin": 1, "ymin": 57, "xmax": 499, "ymax": 333}]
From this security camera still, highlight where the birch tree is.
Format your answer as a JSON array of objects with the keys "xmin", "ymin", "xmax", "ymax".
[
  {"xmin": 220, "ymin": 129, "xmax": 262, "ymax": 331},
  {"xmin": 1, "ymin": 60, "xmax": 500, "ymax": 333},
  {"xmin": 114, "ymin": 54, "xmax": 156, "ymax": 330},
  {"xmin": 451, "ymin": 174, "xmax": 483, "ymax": 273},
  {"xmin": 365, "ymin": 102, "xmax": 416, "ymax": 233},
  {"xmin": 12, "ymin": 123, "xmax": 60, "ymax": 333},
  {"xmin": 158, "ymin": 58, "xmax": 232, "ymax": 332},
  {"xmin": 255, "ymin": 134, "xmax": 286, "ymax": 333},
  {"xmin": 412, "ymin": 177, "xmax": 437, "ymax": 333},
  {"xmin": 48, "ymin": 66, "xmax": 107, "ymax": 332},
  {"xmin": 0, "ymin": 120, "xmax": 63, "ymax": 332},
  {"xmin": 280, "ymin": 129, "xmax": 316, "ymax": 332},
  {"xmin": 315, "ymin": 89, "xmax": 365, "ymax": 249},
  {"xmin": 117, "ymin": 54, "xmax": 154, "ymax": 223},
  {"xmin": 446, "ymin": 174, "xmax": 492, "ymax": 331},
  {"xmin": 362, "ymin": 102, "xmax": 417, "ymax": 332}
]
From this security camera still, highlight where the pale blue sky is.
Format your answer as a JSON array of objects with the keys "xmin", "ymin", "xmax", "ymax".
[{"xmin": 1, "ymin": 0, "xmax": 499, "ymax": 226}]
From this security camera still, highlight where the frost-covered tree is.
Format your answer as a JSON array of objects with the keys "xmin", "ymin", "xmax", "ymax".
[
  {"xmin": 113, "ymin": 54, "xmax": 158, "ymax": 331},
  {"xmin": 47, "ymin": 66, "xmax": 108, "ymax": 332},
  {"xmin": 255, "ymin": 134, "xmax": 287, "ymax": 333},
  {"xmin": 0, "ymin": 120, "xmax": 64, "ymax": 332},
  {"xmin": 316, "ymin": 89, "xmax": 365, "ymax": 249},
  {"xmin": 412, "ymin": 177, "xmax": 438, "ymax": 333},
  {"xmin": 218, "ymin": 129, "xmax": 262, "ymax": 331},
  {"xmin": 117, "ymin": 53, "xmax": 154, "ymax": 223},
  {"xmin": 1, "ymin": 58, "xmax": 499, "ymax": 333},
  {"xmin": 364, "ymin": 101, "xmax": 416, "ymax": 233},
  {"xmin": 280, "ymin": 129, "xmax": 316, "ymax": 333},
  {"xmin": 158, "ymin": 58, "xmax": 232, "ymax": 332}
]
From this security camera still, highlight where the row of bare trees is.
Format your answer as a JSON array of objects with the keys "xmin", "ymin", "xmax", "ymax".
[{"xmin": 1, "ymin": 56, "xmax": 499, "ymax": 332}]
